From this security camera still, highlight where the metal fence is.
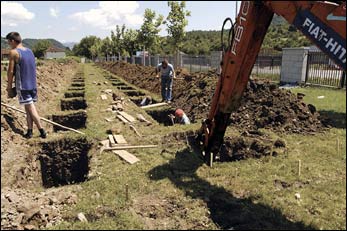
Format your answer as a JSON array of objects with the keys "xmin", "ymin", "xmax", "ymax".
[
  {"xmin": 95, "ymin": 49, "xmax": 345, "ymax": 88},
  {"xmin": 305, "ymin": 51, "xmax": 346, "ymax": 88},
  {"xmin": 97, "ymin": 50, "xmax": 282, "ymax": 80},
  {"xmin": 251, "ymin": 50, "xmax": 282, "ymax": 81}
]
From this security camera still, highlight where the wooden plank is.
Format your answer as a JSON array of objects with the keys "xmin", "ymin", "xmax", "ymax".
[
  {"xmin": 118, "ymin": 111, "xmax": 136, "ymax": 123},
  {"xmin": 116, "ymin": 115, "xmax": 129, "ymax": 124},
  {"xmin": 99, "ymin": 139, "xmax": 109, "ymax": 147},
  {"xmin": 113, "ymin": 150, "xmax": 139, "ymax": 164},
  {"xmin": 113, "ymin": 135, "xmax": 127, "ymax": 144},
  {"xmin": 102, "ymin": 144, "xmax": 158, "ymax": 152},
  {"xmin": 101, "ymin": 94, "xmax": 108, "ymax": 100},
  {"xmin": 108, "ymin": 134, "xmax": 116, "ymax": 147},
  {"xmin": 140, "ymin": 102, "xmax": 168, "ymax": 109},
  {"xmin": 129, "ymin": 124, "xmax": 142, "ymax": 137}
]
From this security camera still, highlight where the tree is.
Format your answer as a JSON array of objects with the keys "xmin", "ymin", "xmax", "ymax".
[
  {"xmin": 89, "ymin": 38, "xmax": 102, "ymax": 60},
  {"xmin": 137, "ymin": 9, "xmax": 164, "ymax": 54},
  {"xmin": 65, "ymin": 47, "xmax": 74, "ymax": 56},
  {"xmin": 165, "ymin": 1, "xmax": 191, "ymax": 66},
  {"xmin": 111, "ymin": 25, "xmax": 126, "ymax": 58},
  {"xmin": 72, "ymin": 35, "xmax": 99, "ymax": 59},
  {"xmin": 100, "ymin": 37, "xmax": 113, "ymax": 60},
  {"xmin": 32, "ymin": 40, "xmax": 51, "ymax": 58},
  {"xmin": 123, "ymin": 29, "xmax": 140, "ymax": 56}
]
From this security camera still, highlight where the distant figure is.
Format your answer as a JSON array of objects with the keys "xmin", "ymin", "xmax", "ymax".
[
  {"xmin": 140, "ymin": 96, "xmax": 152, "ymax": 106},
  {"xmin": 6, "ymin": 32, "xmax": 47, "ymax": 139},
  {"xmin": 155, "ymin": 59, "xmax": 176, "ymax": 103},
  {"xmin": 169, "ymin": 108, "xmax": 190, "ymax": 125}
]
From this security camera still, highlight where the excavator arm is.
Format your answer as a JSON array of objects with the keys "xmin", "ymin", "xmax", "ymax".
[{"xmin": 198, "ymin": 1, "xmax": 346, "ymax": 164}]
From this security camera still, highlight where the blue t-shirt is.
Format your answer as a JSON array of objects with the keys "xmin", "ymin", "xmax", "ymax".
[
  {"xmin": 157, "ymin": 63, "xmax": 174, "ymax": 78},
  {"xmin": 14, "ymin": 47, "xmax": 37, "ymax": 90}
]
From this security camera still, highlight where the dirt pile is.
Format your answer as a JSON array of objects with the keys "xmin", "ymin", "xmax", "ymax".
[
  {"xmin": 1, "ymin": 59, "xmax": 79, "ymax": 230},
  {"xmin": 97, "ymin": 61, "xmax": 325, "ymax": 134},
  {"xmin": 220, "ymin": 136, "xmax": 286, "ymax": 161},
  {"xmin": 1, "ymin": 186, "xmax": 81, "ymax": 230}
]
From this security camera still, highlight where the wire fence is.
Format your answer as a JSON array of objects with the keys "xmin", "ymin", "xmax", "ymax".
[
  {"xmin": 305, "ymin": 51, "xmax": 346, "ymax": 88},
  {"xmin": 251, "ymin": 49, "xmax": 282, "ymax": 82},
  {"xmin": 96, "ymin": 49, "xmax": 345, "ymax": 88}
]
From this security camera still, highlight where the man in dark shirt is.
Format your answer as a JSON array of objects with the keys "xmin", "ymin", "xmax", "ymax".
[{"xmin": 6, "ymin": 32, "xmax": 46, "ymax": 139}]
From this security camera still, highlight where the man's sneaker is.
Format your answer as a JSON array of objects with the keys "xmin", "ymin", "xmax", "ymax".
[
  {"xmin": 24, "ymin": 131, "xmax": 33, "ymax": 139},
  {"xmin": 167, "ymin": 100, "xmax": 172, "ymax": 104},
  {"xmin": 39, "ymin": 129, "xmax": 47, "ymax": 139}
]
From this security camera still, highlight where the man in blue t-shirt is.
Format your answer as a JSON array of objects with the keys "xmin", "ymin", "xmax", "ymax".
[
  {"xmin": 6, "ymin": 32, "xmax": 46, "ymax": 139},
  {"xmin": 155, "ymin": 59, "xmax": 176, "ymax": 103}
]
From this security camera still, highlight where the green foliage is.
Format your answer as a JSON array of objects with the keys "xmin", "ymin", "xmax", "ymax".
[
  {"xmin": 137, "ymin": 8, "xmax": 164, "ymax": 54},
  {"xmin": 100, "ymin": 37, "xmax": 113, "ymax": 58},
  {"xmin": 123, "ymin": 29, "xmax": 140, "ymax": 56},
  {"xmin": 23, "ymin": 38, "xmax": 66, "ymax": 50},
  {"xmin": 165, "ymin": 1, "xmax": 191, "ymax": 53},
  {"xmin": 89, "ymin": 38, "xmax": 102, "ymax": 60},
  {"xmin": 72, "ymin": 36, "xmax": 99, "ymax": 59},
  {"xmin": 1, "ymin": 37, "xmax": 65, "ymax": 50},
  {"xmin": 32, "ymin": 40, "xmax": 52, "ymax": 58},
  {"xmin": 262, "ymin": 17, "xmax": 312, "ymax": 50},
  {"xmin": 65, "ymin": 47, "xmax": 74, "ymax": 56},
  {"xmin": 1, "ymin": 37, "xmax": 9, "ymax": 49},
  {"xmin": 111, "ymin": 25, "xmax": 127, "ymax": 57}
]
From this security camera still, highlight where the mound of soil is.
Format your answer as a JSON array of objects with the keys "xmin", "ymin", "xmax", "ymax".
[{"xmin": 97, "ymin": 61, "xmax": 325, "ymax": 134}]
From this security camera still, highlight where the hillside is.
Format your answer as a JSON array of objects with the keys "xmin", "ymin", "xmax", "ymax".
[
  {"xmin": 180, "ymin": 15, "xmax": 311, "ymax": 55},
  {"xmin": 1, "ymin": 37, "xmax": 66, "ymax": 50}
]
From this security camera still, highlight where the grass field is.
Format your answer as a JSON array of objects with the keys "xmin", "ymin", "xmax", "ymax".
[{"xmin": 39, "ymin": 64, "xmax": 346, "ymax": 230}]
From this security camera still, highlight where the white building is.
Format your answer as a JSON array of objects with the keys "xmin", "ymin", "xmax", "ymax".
[{"xmin": 44, "ymin": 47, "xmax": 66, "ymax": 59}]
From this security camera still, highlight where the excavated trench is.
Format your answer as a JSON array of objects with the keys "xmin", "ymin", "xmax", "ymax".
[
  {"xmin": 112, "ymin": 82, "xmax": 127, "ymax": 87},
  {"xmin": 123, "ymin": 90, "xmax": 146, "ymax": 97},
  {"xmin": 71, "ymin": 82, "xmax": 85, "ymax": 87},
  {"xmin": 52, "ymin": 110, "xmax": 87, "ymax": 131},
  {"xmin": 130, "ymin": 97, "xmax": 159, "ymax": 106},
  {"xmin": 68, "ymin": 87, "xmax": 85, "ymax": 91},
  {"xmin": 64, "ymin": 91, "xmax": 85, "ymax": 98},
  {"xmin": 61, "ymin": 97, "xmax": 87, "ymax": 111},
  {"xmin": 39, "ymin": 137, "xmax": 92, "ymax": 188},
  {"xmin": 116, "ymin": 86, "xmax": 135, "ymax": 91},
  {"xmin": 146, "ymin": 108, "xmax": 176, "ymax": 126}
]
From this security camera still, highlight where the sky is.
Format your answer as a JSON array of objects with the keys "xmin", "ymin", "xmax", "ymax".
[{"xmin": 1, "ymin": 1, "xmax": 240, "ymax": 44}]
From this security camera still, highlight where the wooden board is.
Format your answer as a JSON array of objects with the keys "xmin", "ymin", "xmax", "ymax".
[
  {"xmin": 113, "ymin": 150, "xmax": 139, "ymax": 164},
  {"xmin": 116, "ymin": 115, "xmax": 129, "ymax": 124},
  {"xmin": 108, "ymin": 134, "xmax": 116, "ymax": 147},
  {"xmin": 113, "ymin": 135, "xmax": 127, "ymax": 144},
  {"xmin": 99, "ymin": 139, "xmax": 110, "ymax": 147},
  {"xmin": 140, "ymin": 102, "xmax": 168, "ymax": 109},
  {"xmin": 118, "ymin": 111, "xmax": 136, "ymax": 123},
  {"xmin": 101, "ymin": 94, "xmax": 108, "ymax": 100}
]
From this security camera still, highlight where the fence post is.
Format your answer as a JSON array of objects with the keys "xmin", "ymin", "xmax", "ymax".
[
  {"xmin": 305, "ymin": 51, "xmax": 310, "ymax": 84},
  {"xmin": 339, "ymin": 71, "xmax": 346, "ymax": 89}
]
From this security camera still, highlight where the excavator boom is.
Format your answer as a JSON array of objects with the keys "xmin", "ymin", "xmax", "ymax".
[{"xmin": 199, "ymin": 1, "xmax": 346, "ymax": 164}]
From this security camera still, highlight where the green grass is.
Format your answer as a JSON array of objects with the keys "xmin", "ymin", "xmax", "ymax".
[{"xmin": 51, "ymin": 64, "xmax": 346, "ymax": 230}]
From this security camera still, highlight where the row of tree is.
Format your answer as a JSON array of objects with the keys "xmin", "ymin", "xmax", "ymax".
[{"xmin": 73, "ymin": 1, "xmax": 190, "ymax": 60}]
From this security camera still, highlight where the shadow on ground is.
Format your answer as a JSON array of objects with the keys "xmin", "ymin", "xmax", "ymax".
[
  {"xmin": 148, "ymin": 145, "xmax": 314, "ymax": 230},
  {"xmin": 2, "ymin": 113, "xmax": 25, "ymax": 136},
  {"xmin": 319, "ymin": 110, "xmax": 346, "ymax": 129}
]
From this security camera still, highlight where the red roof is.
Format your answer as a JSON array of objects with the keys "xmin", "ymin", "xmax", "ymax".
[
  {"xmin": 45, "ymin": 46, "xmax": 66, "ymax": 52},
  {"xmin": 1, "ymin": 49, "xmax": 11, "ymax": 55}
]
